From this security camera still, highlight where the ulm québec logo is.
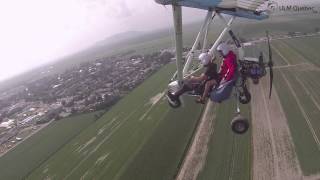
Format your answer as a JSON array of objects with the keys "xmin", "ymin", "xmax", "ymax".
[
  {"xmin": 266, "ymin": 0, "xmax": 320, "ymax": 14},
  {"xmin": 267, "ymin": 0, "xmax": 278, "ymax": 12}
]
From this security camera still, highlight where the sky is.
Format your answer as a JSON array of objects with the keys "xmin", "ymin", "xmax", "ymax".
[
  {"xmin": 1, "ymin": 0, "xmax": 319, "ymax": 83},
  {"xmin": 0, "ymin": 0, "xmax": 205, "ymax": 82}
]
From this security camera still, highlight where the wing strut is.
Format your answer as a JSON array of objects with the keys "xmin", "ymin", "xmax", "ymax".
[
  {"xmin": 171, "ymin": 11, "xmax": 236, "ymax": 81},
  {"xmin": 209, "ymin": 15, "xmax": 235, "ymax": 56},
  {"xmin": 182, "ymin": 10, "xmax": 214, "ymax": 76},
  {"xmin": 172, "ymin": 5, "xmax": 183, "ymax": 83},
  {"xmin": 202, "ymin": 11, "xmax": 215, "ymax": 53}
]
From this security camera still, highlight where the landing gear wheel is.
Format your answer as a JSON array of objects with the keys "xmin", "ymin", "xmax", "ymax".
[
  {"xmin": 168, "ymin": 99, "xmax": 181, "ymax": 108},
  {"xmin": 231, "ymin": 115, "xmax": 249, "ymax": 134},
  {"xmin": 239, "ymin": 86, "xmax": 251, "ymax": 104},
  {"xmin": 167, "ymin": 97, "xmax": 181, "ymax": 108}
]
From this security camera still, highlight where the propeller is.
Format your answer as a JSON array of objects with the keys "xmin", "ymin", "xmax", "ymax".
[{"xmin": 266, "ymin": 31, "xmax": 273, "ymax": 99}]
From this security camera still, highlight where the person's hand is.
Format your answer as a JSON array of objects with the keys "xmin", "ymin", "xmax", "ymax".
[
  {"xmin": 212, "ymin": 56, "xmax": 217, "ymax": 62},
  {"xmin": 220, "ymin": 79, "xmax": 227, "ymax": 85},
  {"xmin": 196, "ymin": 97, "xmax": 205, "ymax": 104}
]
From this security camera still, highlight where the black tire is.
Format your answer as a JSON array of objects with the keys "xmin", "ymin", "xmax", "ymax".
[
  {"xmin": 168, "ymin": 98, "xmax": 181, "ymax": 108},
  {"xmin": 231, "ymin": 116, "xmax": 249, "ymax": 134}
]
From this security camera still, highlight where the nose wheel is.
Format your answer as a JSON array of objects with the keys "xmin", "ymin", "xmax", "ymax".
[
  {"xmin": 166, "ymin": 91, "xmax": 182, "ymax": 108},
  {"xmin": 232, "ymin": 81, "xmax": 250, "ymax": 134},
  {"xmin": 231, "ymin": 115, "xmax": 249, "ymax": 134},
  {"xmin": 168, "ymin": 98, "xmax": 181, "ymax": 108}
]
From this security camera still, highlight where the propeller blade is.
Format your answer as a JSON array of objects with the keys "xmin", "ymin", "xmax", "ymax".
[
  {"xmin": 266, "ymin": 31, "xmax": 273, "ymax": 98},
  {"xmin": 269, "ymin": 65, "xmax": 273, "ymax": 98},
  {"xmin": 266, "ymin": 31, "xmax": 273, "ymax": 66}
]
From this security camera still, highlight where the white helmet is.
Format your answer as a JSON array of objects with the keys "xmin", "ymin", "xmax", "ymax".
[
  {"xmin": 217, "ymin": 42, "xmax": 231, "ymax": 57},
  {"xmin": 198, "ymin": 53, "xmax": 212, "ymax": 66}
]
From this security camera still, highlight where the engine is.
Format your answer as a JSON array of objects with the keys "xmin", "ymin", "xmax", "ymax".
[{"xmin": 239, "ymin": 55, "xmax": 267, "ymax": 84}]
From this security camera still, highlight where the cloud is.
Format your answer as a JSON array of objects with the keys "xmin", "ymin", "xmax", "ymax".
[
  {"xmin": 83, "ymin": 0, "xmax": 132, "ymax": 19},
  {"xmin": 117, "ymin": 1, "xmax": 132, "ymax": 17},
  {"xmin": 0, "ymin": 0, "xmax": 206, "ymax": 81}
]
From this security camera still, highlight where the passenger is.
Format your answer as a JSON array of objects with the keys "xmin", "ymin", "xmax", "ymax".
[{"xmin": 216, "ymin": 42, "xmax": 237, "ymax": 84}]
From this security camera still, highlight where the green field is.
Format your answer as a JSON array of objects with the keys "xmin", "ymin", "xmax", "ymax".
[
  {"xmin": 273, "ymin": 69, "xmax": 320, "ymax": 175},
  {"xmin": 270, "ymin": 37, "xmax": 320, "ymax": 175},
  {"xmin": 23, "ymin": 64, "xmax": 203, "ymax": 180},
  {"xmin": 241, "ymin": 19, "xmax": 320, "ymax": 175},
  {"xmin": 281, "ymin": 37, "xmax": 320, "ymax": 67},
  {"xmin": 198, "ymin": 101, "xmax": 251, "ymax": 180},
  {"xmin": 0, "ymin": 63, "xmax": 204, "ymax": 180},
  {"xmin": 234, "ymin": 16, "xmax": 320, "ymax": 177},
  {"xmin": 0, "ymin": 111, "xmax": 103, "ymax": 179}
]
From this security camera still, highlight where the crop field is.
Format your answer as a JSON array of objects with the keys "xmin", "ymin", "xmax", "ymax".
[
  {"xmin": 281, "ymin": 37, "xmax": 320, "ymax": 67},
  {"xmin": 24, "ymin": 63, "xmax": 204, "ymax": 180},
  {"xmin": 236, "ymin": 17, "xmax": 320, "ymax": 177},
  {"xmin": 197, "ymin": 101, "xmax": 251, "ymax": 180},
  {"xmin": 196, "ymin": 17, "xmax": 320, "ymax": 179},
  {"xmin": 262, "ymin": 35, "xmax": 320, "ymax": 177},
  {"xmin": 239, "ymin": 32, "xmax": 320, "ymax": 178},
  {"xmin": 0, "ymin": 111, "xmax": 103, "ymax": 180}
]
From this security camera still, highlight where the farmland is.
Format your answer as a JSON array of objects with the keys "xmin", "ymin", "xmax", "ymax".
[
  {"xmin": 24, "ymin": 63, "xmax": 204, "ymax": 180},
  {"xmin": 197, "ymin": 102, "xmax": 251, "ymax": 180},
  {"xmin": 253, "ymin": 35, "xmax": 320, "ymax": 177},
  {"xmin": 0, "ymin": 111, "xmax": 103, "ymax": 180},
  {"xmin": 196, "ymin": 16, "xmax": 320, "ymax": 180},
  {"xmin": 274, "ymin": 33, "xmax": 320, "ymax": 172}
]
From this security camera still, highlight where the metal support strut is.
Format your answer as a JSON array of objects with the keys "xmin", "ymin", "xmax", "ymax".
[
  {"xmin": 172, "ymin": 5, "xmax": 183, "ymax": 83},
  {"xmin": 182, "ymin": 10, "xmax": 214, "ymax": 76},
  {"xmin": 208, "ymin": 15, "xmax": 235, "ymax": 57}
]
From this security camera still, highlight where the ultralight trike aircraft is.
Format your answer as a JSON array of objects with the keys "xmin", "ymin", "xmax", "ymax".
[{"xmin": 154, "ymin": 0, "xmax": 320, "ymax": 134}]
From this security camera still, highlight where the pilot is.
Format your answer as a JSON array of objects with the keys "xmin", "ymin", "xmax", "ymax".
[
  {"xmin": 167, "ymin": 52, "xmax": 219, "ymax": 104},
  {"xmin": 167, "ymin": 42, "xmax": 237, "ymax": 105}
]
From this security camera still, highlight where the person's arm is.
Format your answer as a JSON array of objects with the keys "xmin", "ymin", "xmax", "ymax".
[
  {"xmin": 219, "ymin": 60, "xmax": 228, "ymax": 80},
  {"xmin": 224, "ymin": 60, "xmax": 236, "ymax": 81},
  {"xmin": 189, "ymin": 74, "xmax": 207, "ymax": 83},
  {"xmin": 219, "ymin": 56, "xmax": 236, "ymax": 82}
]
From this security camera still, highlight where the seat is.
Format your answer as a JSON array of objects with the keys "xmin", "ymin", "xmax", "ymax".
[
  {"xmin": 210, "ymin": 78, "xmax": 237, "ymax": 103},
  {"xmin": 210, "ymin": 65, "xmax": 240, "ymax": 103}
]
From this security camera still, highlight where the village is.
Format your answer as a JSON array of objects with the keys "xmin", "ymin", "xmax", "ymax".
[{"xmin": 0, "ymin": 50, "xmax": 174, "ymax": 154}]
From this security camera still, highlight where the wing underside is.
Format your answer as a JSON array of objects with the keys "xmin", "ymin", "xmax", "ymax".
[
  {"xmin": 156, "ymin": 0, "xmax": 266, "ymax": 10},
  {"xmin": 237, "ymin": 0, "xmax": 267, "ymax": 11},
  {"xmin": 155, "ymin": 0, "xmax": 268, "ymax": 19}
]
